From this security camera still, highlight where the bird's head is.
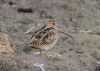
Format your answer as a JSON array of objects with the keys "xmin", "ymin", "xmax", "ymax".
[
  {"xmin": 47, "ymin": 20, "xmax": 58, "ymax": 30},
  {"xmin": 47, "ymin": 20, "xmax": 73, "ymax": 39}
]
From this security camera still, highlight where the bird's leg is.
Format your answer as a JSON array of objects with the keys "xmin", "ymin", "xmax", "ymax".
[
  {"xmin": 43, "ymin": 51, "xmax": 48, "ymax": 57},
  {"xmin": 40, "ymin": 50, "xmax": 49, "ymax": 57},
  {"xmin": 39, "ymin": 49, "xmax": 42, "ymax": 55},
  {"xmin": 42, "ymin": 51, "xmax": 48, "ymax": 57},
  {"xmin": 39, "ymin": 50, "xmax": 61, "ymax": 58}
]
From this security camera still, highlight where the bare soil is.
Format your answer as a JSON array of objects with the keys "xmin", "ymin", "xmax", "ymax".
[{"xmin": 0, "ymin": 0, "xmax": 100, "ymax": 71}]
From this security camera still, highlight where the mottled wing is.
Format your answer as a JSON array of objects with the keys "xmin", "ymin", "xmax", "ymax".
[
  {"xmin": 28, "ymin": 25, "xmax": 46, "ymax": 44},
  {"xmin": 31, "ymin": 25, "xmax": 46, "ymax": 39},
  {"xmin": 41, "ymin": 29, "xmax": 56, "ymax": 45},
  {"xmin": 28, "ymin": 27, "xmax": 56, "ymax": 48}
]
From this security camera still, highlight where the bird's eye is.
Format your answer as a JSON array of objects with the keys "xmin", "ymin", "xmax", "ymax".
[{"xmin": 52, "ymin": 23, "xmax": 55, "ymax": 25}]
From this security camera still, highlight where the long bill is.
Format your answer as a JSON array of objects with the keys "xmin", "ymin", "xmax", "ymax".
[{"xmin": 57, "ymin": 30, "xmax": 74, "ymax": 39}]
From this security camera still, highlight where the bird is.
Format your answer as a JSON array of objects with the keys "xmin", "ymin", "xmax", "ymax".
[{"xmin": 27, "ymin": 20, "xmax": 73, "ymax": 56}]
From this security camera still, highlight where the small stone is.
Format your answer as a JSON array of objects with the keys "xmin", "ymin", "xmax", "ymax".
[{"xmin": 76, "ymin": 48, "xmax": 84, "ymax": 54}]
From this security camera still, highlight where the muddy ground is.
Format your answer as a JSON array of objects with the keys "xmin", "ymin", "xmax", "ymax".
[{"xmin": 0, "ymin": 0, "xmax": 100, "ymax": 71}]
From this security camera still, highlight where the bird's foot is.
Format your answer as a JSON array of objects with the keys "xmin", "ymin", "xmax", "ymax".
[
  {"xmin": 47, "ymin": 52, "xmax": 62, "ymax": 59},
  {"xmin": 40, "ymin": 51, "xmax": 62, "ymax": 59},
  {"xmin": 41, "ymin": 51, "xmax": 49, "ymax": 57}
]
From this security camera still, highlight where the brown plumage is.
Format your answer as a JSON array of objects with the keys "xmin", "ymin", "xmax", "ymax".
[
  {"xmin": 28, "ymin": 20, "xmax": 59, "ymax": 50},
  {"xmin": 27, "ymin": 20, "xmax": 73, "ymax": 52}
]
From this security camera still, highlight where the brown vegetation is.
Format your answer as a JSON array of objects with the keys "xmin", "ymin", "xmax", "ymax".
[{"xmin": 0, "ymin": 32, "xmax": 14, "ymax": 53}]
